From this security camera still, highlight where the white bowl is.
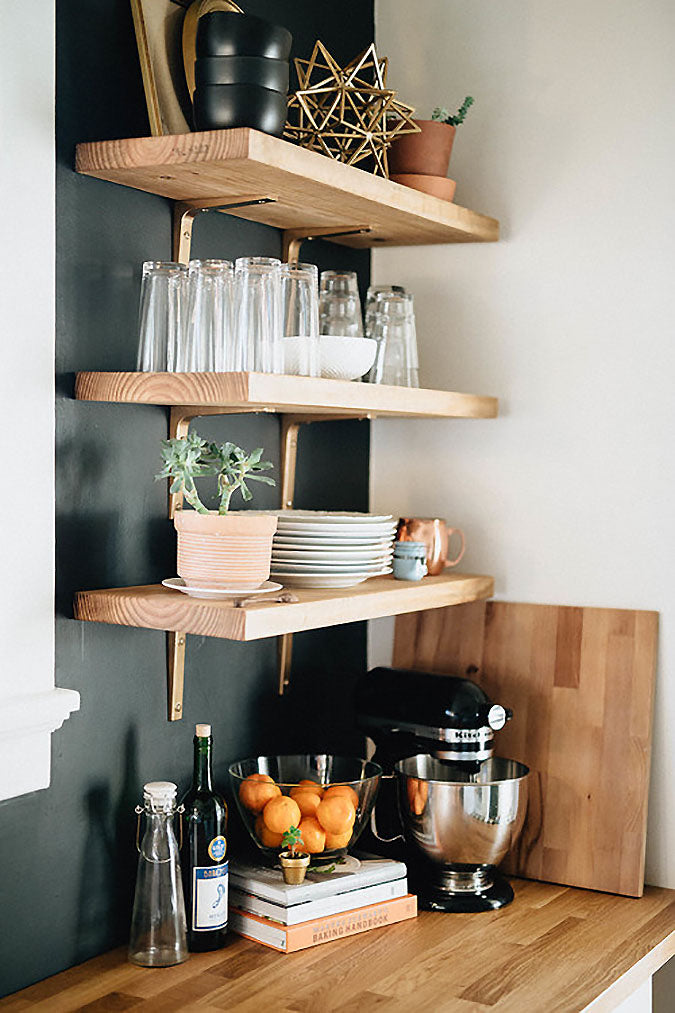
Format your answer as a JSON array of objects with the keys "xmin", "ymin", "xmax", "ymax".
[
  {"xmin": 319, "ymin": 336, "xmax": 377, "ymax": 381},
  {"xmin": 282, "ymin": 336, "xmax": 320, "ymax": 376}
]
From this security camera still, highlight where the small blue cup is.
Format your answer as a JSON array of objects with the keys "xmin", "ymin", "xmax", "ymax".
[{"xmin": 393, "ymin": 540, "xmax": 428, "ymax": 581}]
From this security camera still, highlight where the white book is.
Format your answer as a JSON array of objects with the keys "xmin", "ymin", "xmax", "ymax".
[
  {"xmin": 230, "ymin": 876, "xmax": 408, "ymax": 925},
  {"xmin": 229, "ymin": 855, "xmax": 407, "ymax": 907}
]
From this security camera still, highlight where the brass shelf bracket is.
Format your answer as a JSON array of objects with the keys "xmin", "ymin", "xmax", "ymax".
[
  {"xmin": 282, "ymin": 226, "xmax": 372, "ymax": 264},
  {"xmin": 173, "ymin": 196, "xmax": 277, "ymax": 263}
]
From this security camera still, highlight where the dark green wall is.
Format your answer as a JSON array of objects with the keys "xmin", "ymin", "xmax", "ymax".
[{"xmin": 0, "ymin": 0, "xmax": 373, "ymax": 995}]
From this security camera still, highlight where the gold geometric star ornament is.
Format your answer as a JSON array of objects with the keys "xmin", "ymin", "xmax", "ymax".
[{"xmin": 284, "ymin": 41, "xmax": 420, "ymax": 178}]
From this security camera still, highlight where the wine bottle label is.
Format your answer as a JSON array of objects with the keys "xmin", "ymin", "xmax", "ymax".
[{"xmin": 192, "ymin": 862, "xmax": 228, "ymax": 931}]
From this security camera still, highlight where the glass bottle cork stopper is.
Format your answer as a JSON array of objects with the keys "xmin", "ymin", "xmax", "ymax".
[{"xmin": 195, "ymin": 723, "xmax": 211, "ymax": 737}]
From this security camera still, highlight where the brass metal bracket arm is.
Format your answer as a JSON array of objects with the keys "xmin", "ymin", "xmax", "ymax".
[
  {"xmin": 173, "ymin": 197, "xmax": 278, "ymax": 263},
  {"xmin": 282, "ymin": 226, "xmax": 372, "ymax": 265}
]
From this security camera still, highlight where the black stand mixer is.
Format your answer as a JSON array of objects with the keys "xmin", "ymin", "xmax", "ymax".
[{"xmin": 356, "ymin": 667, "xmax": 529, "ymax": 912}]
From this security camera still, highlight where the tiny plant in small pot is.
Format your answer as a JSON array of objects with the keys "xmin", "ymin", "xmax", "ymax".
[
  {"xmin": 279, "ymin": 826, "xmax": 310, "ymax": 884},
  {"xmin": 388, "ymin": 96, "xmax": 474, "ymax": 199},
  {"xmin": 158, "ymin": 432, "xmax": 278, "ymax": 591}
]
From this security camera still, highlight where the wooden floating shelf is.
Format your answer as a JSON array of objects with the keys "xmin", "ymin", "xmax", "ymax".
[
  {"xmin": 75, "ymin": 128, "xmax": 499, "ymax": 247},
  {"xmin": 74, "ymin": 371, "xmax": 498, "ymax": 420},
  {"xmin": 74, "ymin": 573, "xmax": 494, "ymax": 642}
]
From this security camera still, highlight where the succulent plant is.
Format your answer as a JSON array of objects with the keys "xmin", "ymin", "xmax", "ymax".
[
  {"xmin": 157, "ymin": 432, "xmax": 275, "ymax": 514},
  {"xmin": 431, "ymin": 96, "xmax": 474, "ymax": 126},
  {"xmin": 281, "ymin": 825, "xmax": 304, "ymax": 857}
]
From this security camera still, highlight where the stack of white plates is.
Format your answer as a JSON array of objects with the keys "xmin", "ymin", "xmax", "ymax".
[{"xmin": 269, "ymin": 511, "xmax": 396, "ymax": 587}]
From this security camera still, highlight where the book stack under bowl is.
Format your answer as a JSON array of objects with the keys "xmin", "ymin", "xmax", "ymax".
[{"xmin": 229, "ymin": 856, "xmax": 416, "ymax": 953}]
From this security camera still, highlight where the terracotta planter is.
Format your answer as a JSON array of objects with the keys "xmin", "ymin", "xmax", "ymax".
[
  {"xmin": 388, "ymin": 120, "xmax": 456, "ymax": 177},
  {"xmin": 174, "ymin": 510, "xmax": 278, "ymax": 590},
  {"xmin": 390, "ymin": 173, "xmax": 456, "ymax": 203},
  {"xmin": 279, "ymin": 851, "xmax": 310, "ymax": 885}
]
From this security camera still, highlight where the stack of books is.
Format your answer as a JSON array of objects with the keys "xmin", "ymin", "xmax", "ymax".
[{"xmin": 229, "ymin": 855, "xmax": 417, "ymax": 953}]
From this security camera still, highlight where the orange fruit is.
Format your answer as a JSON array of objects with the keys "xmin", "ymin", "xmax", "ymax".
[
  {"xmin": 255, "ymin": 814, "xmax": 284, "ymax": 849},
  {"xmin": 316, "ymin": 795, "xmax": 356, "ymax": 835},
  {"xmin": 263, "ymin": 795, "xmax": 301, "ymax": 834},
  {"xmin": 406, "ymin": 777, "xmax": 427, "ymax": 816},
  {"xmin": 297, "ymin": 779, "xmax": 324, "ymax": 795},
  {"xmin": 298, "ymin": 817, "xmax": 326, "ymax": 854},
  {"xmin": 239, "ymin": 774, "xmax": 281, "ymax": 813},
  {"xmin": 323, "ymin": 784, "xmax": 360, "ymax": 810},
  {"xmin": 324, "ymin": 828, "xmax": 352, "ymax": 850},
  {"xmin": 289, "ymin": 788, "xmax": 321, "ymax": 818}
]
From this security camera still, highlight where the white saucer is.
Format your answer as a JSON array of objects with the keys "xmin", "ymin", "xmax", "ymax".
[{"xmin": 162, "ymin": 578, "xmax": 283, "ymax": 600}]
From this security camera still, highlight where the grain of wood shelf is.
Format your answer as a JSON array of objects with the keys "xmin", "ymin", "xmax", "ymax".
[
  {"xmin": 74, "ymin": 371, "xmax": 499, "ymax": 419},
  {"xmin": 75, "ymin": 128, "xmax": 499, "ymax": 246},
  {"xmin": 74, "ymin": 573, "xmax": 494, "ymax": 642},
  {"xmin": 6, "ymin": 880, "xmax": 675, "ymax": 1012}
]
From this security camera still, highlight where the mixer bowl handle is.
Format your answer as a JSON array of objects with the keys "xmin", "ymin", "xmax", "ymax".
[{"xmin": 370, "ymin": 774, "xmax": 405, "ymax": 844}]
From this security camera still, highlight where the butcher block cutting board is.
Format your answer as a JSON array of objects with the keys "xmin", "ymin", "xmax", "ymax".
[{"xmin": 393, "ymin": 601, "xmax": 658, "ymax": 897}]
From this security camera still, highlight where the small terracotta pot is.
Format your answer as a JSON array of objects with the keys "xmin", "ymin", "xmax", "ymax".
[
  {"xmin": 390, "ymin": 174, "xmax": 456, "ymax": 203},
  {"xmin": 279, "ymin": 851, "xmax": 310, "ymax": 885},
  {"xmin": 388, "ymin": 120, "xmax": 456, "ymax": 177},
  {"xmin": 174, "ymin": 510, "xmax": 278, "ymax": 590}
]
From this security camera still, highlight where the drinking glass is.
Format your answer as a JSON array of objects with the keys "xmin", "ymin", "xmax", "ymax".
[
  {"xmin": 136, "ymin": 262, "xmax": 187, "ymax": 371},
  {"xmin": 280, "ymin": 262, "xmax": 320, "ymax": 376},
  {"xmin": 233, "ymin": 256, "xmax": 282, "ymax": 373},
  {"xmin": 176, "ymin": 259, "xmax": 233, "ymax": 372},
  {"xmin": 365, "ymin": 284, "xmax": 406, "ymax": 336},
  {"xmin": 370, "ymin": 293, "xmax": 419, "ymax": 387},
  {"xmin": 319, "ymin": 270, "xmax": 363, "ymax": 337}
]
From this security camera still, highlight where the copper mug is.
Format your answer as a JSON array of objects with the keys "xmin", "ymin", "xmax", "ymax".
[{"xmin": 395, "ymin": 518, "xmax": 465, "ymax": 576}]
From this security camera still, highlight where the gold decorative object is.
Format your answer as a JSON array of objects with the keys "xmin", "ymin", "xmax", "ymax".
[{"xmin": 284, "ymin": 41, "xmax": 420, "ymax": 177}]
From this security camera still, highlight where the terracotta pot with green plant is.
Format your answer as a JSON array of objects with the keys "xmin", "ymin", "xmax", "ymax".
[
  {"xmin": 158, "ymin": 432, "xmax": 277, "ymax": 590},
  {"xmin": 279, "ymin": 826, "xmax": 310, "ymax": 885},
  {"xmin": 388, "ymin": 96, "xmax": 474, "ymax": 201}
]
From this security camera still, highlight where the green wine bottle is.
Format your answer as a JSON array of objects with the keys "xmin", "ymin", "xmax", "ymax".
[{"xmin": 181, "ymin": 723, "xmax": 228, "ymax": 951}]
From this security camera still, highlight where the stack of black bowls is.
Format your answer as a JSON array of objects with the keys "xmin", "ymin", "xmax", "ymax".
[{"xmin": 193, "ymin": 12, "xmax": 292, "ymax": 135}]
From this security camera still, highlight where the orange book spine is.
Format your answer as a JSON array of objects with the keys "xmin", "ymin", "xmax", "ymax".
[{"xmin": 230, "ymin": 894, "xmax": 417, "ymax": 953}]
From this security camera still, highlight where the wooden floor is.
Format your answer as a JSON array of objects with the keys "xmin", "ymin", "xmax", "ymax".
[{"xmin": 3, "ymin": 880, "xmax": 674, "ymax": 1012}]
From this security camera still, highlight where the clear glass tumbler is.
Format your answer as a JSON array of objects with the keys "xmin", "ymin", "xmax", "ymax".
[
  {"xmin": 233, "ymin": 256, "xmax": 282, "ymax": 373},
  {"xmin": 365, "ymin": 284, "xmax": 406, "ymax": 337},
  {"xmin": 280, "ymin": 262, "xmax": 320, "ymax": 376},
  {"xmin": 370, "ymin": 293, "xmax": 420, "ymax": 387},
  {"xmin": 177, "ymin": 259, "xmax": 233, "ymax": 372},
  {"xmin": 319, "ymin": 270, "xmax": 364, "ymax": 337},
  {"xmin": 136, "ymin": 262, "xmax": 187, "ymax": 372},
  {"xmin": 129, "ymin": 781, "xmax": 188, "ymax": 967}
]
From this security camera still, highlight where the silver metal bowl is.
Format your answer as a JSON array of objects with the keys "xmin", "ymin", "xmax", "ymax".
[{"xmin": 395, "ymin": 755, "xmax": 529, "ymax": 868}]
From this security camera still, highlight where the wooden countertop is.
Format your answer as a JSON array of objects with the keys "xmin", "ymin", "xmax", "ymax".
[{"xmin": 3, "ymin": 880, "xmax": 674, "ymax": 1013}]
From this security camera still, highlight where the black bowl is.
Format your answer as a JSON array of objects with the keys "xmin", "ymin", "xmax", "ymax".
[
  {"xmin": 193, "ymin": 84, "xmax": 288, "ymax": 136},
  {"xmin": 196, "ymin": 12, "xmax": 292, "ymax": 60},
  {"xmin": 195, "ymin": 56, "xmax": 289, "ymax": 93}
]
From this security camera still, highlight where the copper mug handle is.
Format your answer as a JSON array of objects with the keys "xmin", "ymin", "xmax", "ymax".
[{"xmin": 446, "ymin": 527, "xmax": 466, "ymax": 567}]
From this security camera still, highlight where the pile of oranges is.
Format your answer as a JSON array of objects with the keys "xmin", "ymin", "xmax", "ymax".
[{"xmin": 238, "ymin": 774, "xmax": 360, "ymax": 854}]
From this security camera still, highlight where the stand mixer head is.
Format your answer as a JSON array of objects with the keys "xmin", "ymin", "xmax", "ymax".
[{"xmin": 356, "ymin": 667, "xmax": 529, "ymax": 912}]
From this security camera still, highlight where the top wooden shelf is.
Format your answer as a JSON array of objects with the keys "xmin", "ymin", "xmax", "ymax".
[
  {"xmin": 74, "ymin": 372, "xmax": 498, "ymax": 420},
  {"xmin": 75, "ymin": 128, "xmax": 499, "ymax": 247}
]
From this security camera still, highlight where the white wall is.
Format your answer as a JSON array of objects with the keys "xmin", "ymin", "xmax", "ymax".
[
  {"xmin": 372, "ymin": 0, "xmax": 675, "ymax": 894},
  {"xmin": 0, "ymin": 1, "xmax": 78, "ymax": 799}
]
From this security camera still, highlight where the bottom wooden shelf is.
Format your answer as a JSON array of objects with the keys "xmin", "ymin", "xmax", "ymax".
[{"xmin": 73, "ymin": 572, "xmax": 494, "ymax": 642}]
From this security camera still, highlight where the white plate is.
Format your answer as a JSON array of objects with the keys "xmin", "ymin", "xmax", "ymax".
[
  {"xmin": 272, "ymin": 550, "xmax": 393, "ymax": 563},
  {"xmin": 271, "ymin": 570, "xmax": 392, "ymax": 589},
  {"xmin": 273, "ymin": 536, "xmax": 395, "ymax": 549},
  {"xmin": 274, "ymin": 524, "xmax": 397, "ymax": 538},
  {"xmin": 272, "ymin": 510, "xmax": 394, "ymax": 524},
  {"xmin": 271, "ymin": 561, "xmax": 391, "ymax": 574},
  {"xmin": 162, "ymin": 578, "xmax": 283, "ymax": 600}
]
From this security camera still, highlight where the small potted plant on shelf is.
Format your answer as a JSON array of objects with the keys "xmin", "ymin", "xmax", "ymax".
[
  {"xmin": 279, "ymin": 826, "xmax": 310, "ymax": 884},
  {"xmin": 388, "ymin": 96, "xmax": 474, "ymax": 201},
  {"xmin": 158, "ymin": 432, "xmax": 277, "ymax": 590}
]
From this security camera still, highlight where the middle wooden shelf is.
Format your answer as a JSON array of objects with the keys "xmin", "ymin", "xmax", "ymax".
[{"xmin": 74, "ymin": 573, "xmax": 494, "ymax": 642}]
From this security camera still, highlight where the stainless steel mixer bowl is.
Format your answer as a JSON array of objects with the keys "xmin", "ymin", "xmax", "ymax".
[{"xmin": 395, "ymin": 755, "xmax": 529, "ymax": 868}]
